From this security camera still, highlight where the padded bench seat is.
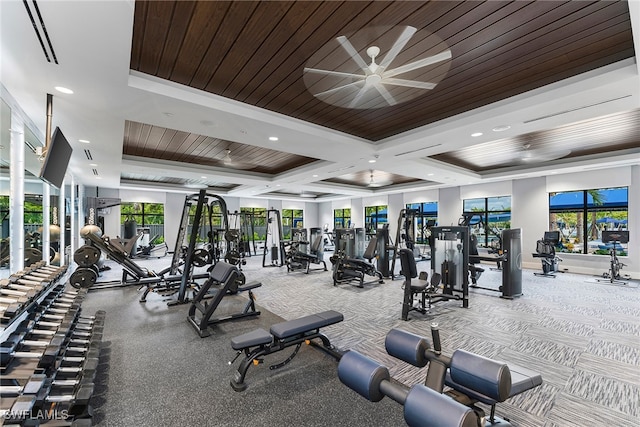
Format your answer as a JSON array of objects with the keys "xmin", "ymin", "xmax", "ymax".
[
  {"xmin": 445, "ymin": 353, "xmax": 542, "ymax": 405},
  {"xmin": 229, "ymin": 310, "xmax": 344, "ymax": 391},
  {"xmin": 271, "ymin": 310, "xmax": 343, "ymax": 340}
]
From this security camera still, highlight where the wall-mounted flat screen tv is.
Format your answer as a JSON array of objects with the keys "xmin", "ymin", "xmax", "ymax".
[{"xmin": 39, "ymin": 126, "xmax": 72, "ymax": 188}]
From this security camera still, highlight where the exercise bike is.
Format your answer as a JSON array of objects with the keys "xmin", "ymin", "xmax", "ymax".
[{"xmin": 598, "ymin": 230, "xmax": 630, "ymax": 285}]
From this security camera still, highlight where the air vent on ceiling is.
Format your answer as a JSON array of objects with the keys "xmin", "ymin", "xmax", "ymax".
[
  {"xmin": 395, "ymin": 144, "xmax": 442, "ymax": 157},
  {"xmin": 23, "ymin": 0, "xmax": 58, "ymax": 64},
  {"xmin": 524, "ymin": 95, "xmax": 631, "ymax": 123},
  {"xmin": 92, "ymin": 169, "xmax": 99, "ymax": 176},
  {"xmin": 84, "ymin": 149, "xmax": 93, "ymax": 160}
]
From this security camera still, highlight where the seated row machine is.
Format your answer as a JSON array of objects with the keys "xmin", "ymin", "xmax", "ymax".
[
  {"xmin": 285, "ymin": 234, "xmax": 327, "ymax": 274},
  {"xmin": 330, "ymin": 237, "xmax": 384, "ymax": 288}
]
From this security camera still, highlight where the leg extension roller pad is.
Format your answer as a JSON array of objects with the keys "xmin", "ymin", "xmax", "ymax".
[{"xmin": 338, "ymin": 350, "xmax": 477, "ymax": 427}]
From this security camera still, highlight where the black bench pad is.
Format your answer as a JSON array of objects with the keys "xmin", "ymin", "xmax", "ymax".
[
  {"xmin": 231, "ymin": 328, "xmax": 272, "ymax": 350},
  {"xmin": 270, "ymin": 310, "xmax": 343, "ymax": 340},
  {"xmin": 445, "ymin": 362, "xmax": 542, "ymax": 404}
]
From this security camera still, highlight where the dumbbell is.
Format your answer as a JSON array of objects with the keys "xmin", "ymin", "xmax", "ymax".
[
  {"xmin": 34, "ymin": 377, "xmax": 95, "ymax": 413},
  {"xmin": 0, "ymin": 373, "xmax": 47, "ymax": 396},
  {"xmin": 338, "ymin": 350, "xmax": 477, "ymax": 427},
  {"xmin": 0, "ymin": 342, "xmax": 64, "ymax": 368}
]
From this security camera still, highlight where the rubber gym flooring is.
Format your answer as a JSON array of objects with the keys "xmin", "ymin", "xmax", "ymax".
[{"xmin": 80, "ymin": 253, "xmax": 640, "ymax": 426}]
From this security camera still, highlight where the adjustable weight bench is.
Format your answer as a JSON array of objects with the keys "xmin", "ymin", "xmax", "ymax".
[
  {"xmin": 229, "ymin": 310, "xmax": 343, "ymax": 391},
  {"xmin": 188, "ymin": 261, "xmax": 261, "ymax": 337}
]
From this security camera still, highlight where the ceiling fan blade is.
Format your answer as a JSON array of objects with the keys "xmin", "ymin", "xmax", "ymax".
[
  {"xmin": 384, "ymin": 49, "xmax": 452, "ymax": 78},
  {"xmin": 383, "ymin": 78, "xmax": 436, "ymax": 90},
  {"xmin": 348, "ymin": 83, "xmax": 371, "ymax": 108},
  {"xmin": 336, "ymin": 36, "xmax": 370, "ymax": 72},
  {"xmin": 374, "ymin": 84, "xmax": 397, "ymax": 106},
  {"xmin": 303, "ymin": 67, "xmax": 364, "ymax": 79},
  {"xmin": 378, "ymin": 26, "xmax": 417, "ymax": 71},
  {"xmin": 314, "ymin": 80, "xmax": 365, "ymax": 97}
]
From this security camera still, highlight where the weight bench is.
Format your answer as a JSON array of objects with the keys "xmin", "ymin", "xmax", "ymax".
[
  {"xmin": 188, "ymin": 261, "xmax": 261, "ymax": 337},
  {"xmin": 229, "ymin": 310, "xmax": 343, "ymax": 391},
  {"xmin": 384, "ymin": 328, "xmax": 542, "ymax": 426}
]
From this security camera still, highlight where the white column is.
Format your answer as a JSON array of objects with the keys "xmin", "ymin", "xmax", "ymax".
[
  {"xmin": 9, "ymin": 113, "xmax": 24, "ymax": 273},
  {"xmin": 69, "ymin": 176, "xmax": 76, "ymax": 257},
  {"xmin": 42, "ymin": 183, "xmax": 50, "ymax": 264},
  {"xmin": 58, "ymin": 178, "xmax": 65, "ymax": 266},
  {"xmin": 77, "ymin": 183, "xmax": 84, "ymax": 240}
]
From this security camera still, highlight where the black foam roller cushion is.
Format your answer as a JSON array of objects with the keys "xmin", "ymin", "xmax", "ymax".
[
  {"xmin": 385, "ymin": 329, "xmax": 429, "ymax": 368},
  {"xmin": 338, "ymin": 350, "xmax": 389, "ymax": 402},
  {"xmin": 450, "ymin": 349, "xmax": 511, "ymax": 402},
  {"xmin": 404, "ymin": 384, "xmax": 477, "ymax": 427}
]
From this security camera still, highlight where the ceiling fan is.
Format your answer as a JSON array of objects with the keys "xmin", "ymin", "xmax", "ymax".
[
  {"xmin": 303, "ymin": 26, "xmax": 452, "ymax": 109},
  {"xmin": 215, "ymin": 149, "xmax": 253, "ymax": 170},
  {"xmin": 367, "ymin": 170, "xmax": 393, "ymax": 188},
  {"xmin": 519, "ymin": 143, "xmax": 572, "ymax": 163}
]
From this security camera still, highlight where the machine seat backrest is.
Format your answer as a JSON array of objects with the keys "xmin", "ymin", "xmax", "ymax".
[
  {"xmin": 399, "ymin": 248, "xmax": 417, "ymax": 279},
  {"xmin": 363, "ymin": 237, "xmax": 377, "ymax": 261},
  {"xmin": 311, "ymin": 234, "xmax": 323, "ymax": 253}
]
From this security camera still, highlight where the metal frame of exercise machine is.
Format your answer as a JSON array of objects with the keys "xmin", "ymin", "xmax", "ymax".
[
  {"xmin": 262, "ymin": 209, "xmax": 285, "ymax": 267},
  {"xmin": 596, "ymin": 230, "xmax": 630, "ymax": 285}
]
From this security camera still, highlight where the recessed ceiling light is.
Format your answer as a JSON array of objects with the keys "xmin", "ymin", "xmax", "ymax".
[
  {"xmin": 368, "ymin": 159, "xmax": 377, "ymax": 163},
  {"xmin": 276, "ymin": 184, "xmax": 281, "ymax": 187},
  {"xmin": 492, "ymin": 125, "xmax": 511, "ymax": 132},
  {"xmin": 201, "ymin": 176, "xmax": 207, "ymax": 179},
  {"xmin": 427, "ymin": 173, "xmax": 434, "ymax": 176},
  {"xmin": 162, "ymin": 112, "xmax": 173, "ymax": 117},
  {"xmin": 95, "ymin": 176, "xmax": 102, "ymax": 179},
  {"xmin": 79, "ymin": 139, "xmax": 90, "ymax": 144},
  {"xmin": 89, "ymin": 163, "xmax": 97, "ymax": 167},
  {"xmin": 55, "ymin": 86, "xmax": 73, "ymax": 94},
  {"xmin": 471, "ymin": 132, "xmax": 483, "ymax": 137},
  {"xmin": 269, "ymin": 136, "xmax": 279, "ymax": 141},
  {"xmin": 312, "ymin": 174, "xmax": 318, "ymax": 178}
]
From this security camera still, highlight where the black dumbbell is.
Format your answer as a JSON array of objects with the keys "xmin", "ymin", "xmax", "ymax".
[{"xmin": 0, "ymin": 343, "xmax": 63, "ymax": 368}]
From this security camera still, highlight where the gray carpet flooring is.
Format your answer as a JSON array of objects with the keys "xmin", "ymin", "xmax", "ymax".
[{"xmin": 80, "ymin": 253, "xmax": 640, "ymax": 426}]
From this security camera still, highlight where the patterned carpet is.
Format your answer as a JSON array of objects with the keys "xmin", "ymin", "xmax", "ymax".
[{"xmin": 94, "ymin": 252, "xmax": 639, "ymax": 426}]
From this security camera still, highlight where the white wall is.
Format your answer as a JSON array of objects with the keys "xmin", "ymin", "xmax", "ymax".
[{"xmin": 512, "ymin": 177, "xmax": 547, "ymax": 267}]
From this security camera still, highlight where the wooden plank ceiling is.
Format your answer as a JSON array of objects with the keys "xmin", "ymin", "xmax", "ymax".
[
  {"xmin": 123, "ymin": 120, "xmax": 318, "ymax": 174},
  {"xmin": 130, "ymin": 0, "xmax": 634, "ymax": 141}
]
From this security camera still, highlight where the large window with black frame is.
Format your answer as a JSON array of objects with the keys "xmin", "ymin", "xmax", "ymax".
[
  {"xmin": 364, "ymin": 205, "xmax": 388, "ymax": 237},
  {"xmin": 549, "ymin": 187, "xmax": 628, "ymax": 255},
  {"xmin": 405, "ymin": 202, "xmax": 438, "ymax": 244},
  {"xmin": 333, "ymin": 208, "xmax": 351, "ymax": 229},
  {"xmin": 462, "ymin": 196, "xmax": 511, "ymax": 249},
  {"xmin": 120, "ymin": 202, "xmax": 165, "ymax": 243},
  {"xmin": 239, "ymin": 207, "xmax": 267, "ymax": 242},
  {"xmin": 282, "ymin": 209, "xmax": 303, "ymax": 240}
]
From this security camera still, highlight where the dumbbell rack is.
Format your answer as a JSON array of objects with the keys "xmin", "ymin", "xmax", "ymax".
[{"xmin": 1, "ymin": 262, "xmax": 105, "ymax": 426}]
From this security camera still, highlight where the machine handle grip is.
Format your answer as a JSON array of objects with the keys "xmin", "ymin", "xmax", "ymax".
[{"xmin": 430, "ymin": 322, "xmax": 441, "ymax": 355}]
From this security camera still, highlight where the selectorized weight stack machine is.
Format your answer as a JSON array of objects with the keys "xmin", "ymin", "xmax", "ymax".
[{"xmin": 429, "ymin": 226, "xmax": 469, "ymax": 308}]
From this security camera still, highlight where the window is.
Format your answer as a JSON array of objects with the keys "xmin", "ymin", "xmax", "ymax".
[
  {"xmin": 364, "ymin": 205, "xmax": 387, "ymax": 235},
  {"xmin": 121, "ymin": 202, "xmax": 165, "ymax": 242},
  {"xmin": 282, "ymin": 209, "xmax": 303, "ymax": 240},
  {"xmin": 333, "ymin": 208, "xmax": 351, "ymax": 229},
  {"xmin": 240, "ymin": 207, "xmax": 267, "ymax": 241},
  {"xmin": 406, "ymin": 202, "xmax": 438, "ymax": 244},
  {"xmin": 462, "ymin": 196, "xmax": 511, "ymax": 248},
  {"xmin": 549, "ymin": 187, "xmax": 628, "ymax": 255}
]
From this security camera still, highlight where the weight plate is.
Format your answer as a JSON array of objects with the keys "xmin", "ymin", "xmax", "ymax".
[
  {"xmin": 74, "ymin": 245, "xmax": 101, "ymax": 267},
  {"xmin": 192, "ymin": 248, "xmax": 212, "ymax": 267},
  {"xmin": 224, "ymin": 250, "xmax": 241, "ymax": 265},
  {"xmin": 69, "ymin": 267, "xmax": 98, "ymax": 289}
]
